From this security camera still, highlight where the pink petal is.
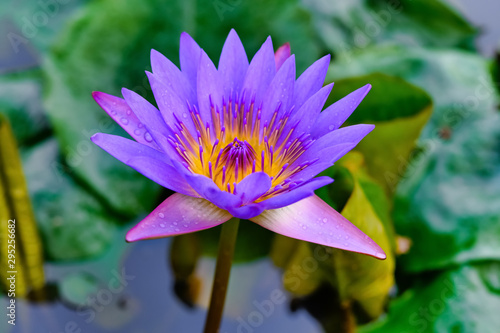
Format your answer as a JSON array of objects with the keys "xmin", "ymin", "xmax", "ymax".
[
  {"xmin": 126, "ymin": 193, "xmax": 232, "ymax": 242},
  {"xmin": 274, "ymin": 42, "xmax": 291, "ymax": 71},
  {"xmin": 250, "ymin": 195, "xmax": 386, "ymax": 259}
]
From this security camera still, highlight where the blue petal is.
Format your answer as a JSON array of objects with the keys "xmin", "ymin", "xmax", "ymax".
[
  {"xmin": 260, "ymin": 55, "xmax": 295, "ymax": 133},
  {"xmin": 234, "ymin": 172, "xmax": 272, "ymax": 205},
  {"xmin": 240, "ymin": 36, "xmax": 276, "ymax": 112},
  {"xmin": 151, "ymin": 49, "xmax": 196, "ymax": 106},
  {"xmin": 121, "ymin": 88, "xmax": 175, "ymax": 153},
  {"xmin": 91, "ymin": 133, "xmax": 196, "ymax": 196},
  {"xmin": 197, "ymin": 50, "xmax": 223, "ymax": 136},
  {"xmin": 311, "ymin": 84, "xmax": 371, "ymax": 139},
  {"xmin": 92, "ymin": 91, "xmax": 160, "ymax": 150},
  {"xmin": 294, "ymin": 55, "xmax": 331, "ymax": 111},
  {"xmin": 179, "ymin": 32, "xmax": 202, "ymax": 95},
  {"xmin": 260, "ymin": 176, "xmax": 333, "ymax": 210},
  {"xmin": 219, "ymin": 29, "xmax": 249, "ymax": 100}
]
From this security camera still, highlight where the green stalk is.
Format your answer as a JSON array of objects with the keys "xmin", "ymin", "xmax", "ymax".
[{"xmin": 203, "ymin": 218, "xmax": 240, "ymax": 333}]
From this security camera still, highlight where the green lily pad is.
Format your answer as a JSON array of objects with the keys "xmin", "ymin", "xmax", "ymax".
[
  {"xmin": 303, "ymin": 0, "xmax": 477, "ymax": 62},
  {"xmin": 326, "ymin": 73, "xmax": 432, "ymax": 194},
  {"xmin": 22, "ymin": 138, "xmax": 118, "ymax": 260},
  {"xmin": 328, "ymin": 46, "xmax": 500, "ymax": 272},
  {"xmin": 361, "ymin": 263, "xmax": 500, "ymax": 333}
]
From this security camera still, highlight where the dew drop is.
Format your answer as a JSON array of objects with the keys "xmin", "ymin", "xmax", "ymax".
[
  {"xmin": 328, "ymin": 125, "xmax": 334, "ymax": 131},
  {"xmin": 138, "ymin": 123, "xmax": 144, "ymax": 128},
  {"xmin": 158, "ymin": 213, "xmax": 165, "ymax": 218},
  {"xmin": 110, "ymin": 110, "xmax": 117, "ymax": 116},
  {"xmin": 175, "ymin": 228, "xmax": 180, "ymax": 232},
  {"xmin": 302, "ymin": 225, "xmax": 307, "ymax": 230},
  {"xmin": 134, "ymin": 129, "xmax": 142, "ymax": 135},
  {"xmin": 120, "ymin": 117, "xmax": 129, "ymax": 125},
  {"xmin": 322, "ymin": 218, "xmax": 328, "ymax": 223},
  {"xmin": 173, "ymin": 222, "xmax": 178, "ymax": 226},
  {"xmin": 183, "ymin": 113, "xmax": 188, "ymax": 118},
  {"xmin": 144, "ymin": 132, "xmax": 153, "ymax": 142},
  {"xmin": 344, "ymin": 235, "xmax": 349, "ymax": 240},
  {"xmin": 126, "ymin": 110, "xmax": 132, "ymax": 115},
  {"xmin": 183, "ymin": 224, "xmax": 188, "ymax": 228},
  {"xmin": 160, "ymin": 223, "xmax": 165, "ymax": 228}
]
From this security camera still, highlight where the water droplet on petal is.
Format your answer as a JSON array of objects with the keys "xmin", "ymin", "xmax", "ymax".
[
  {"xmin": 173, "ymin": 222, "xmax": 178, "ymax": 226},
  {"xmin": 328, "ymin": 125, "xmax": 334, "ymax": 131},
  {"xmin": 183, "ymin": 113, "xmax": 188, "ymax": 118},
  {"xmin": 158, "ymin": 213, "xmax": 165, "ymax": 218},
  {"xmin": 323, "ymin": 218, "xmax": 328, "ymax": 223},
  {"xmin": 126, "ymin": 110, "xmax": 132, "ymax": 115},
  {"xmin": 160, "ymin": 223, "xmax": 165, "ymax": 228},
  {"xmin": 144, "ymin": 132, "xmax": 153, "ymax": 142},
  {"xmin": 344, "ymin": 235, "xmax": 349, "ymax": 240},
  {"xmin": 120, "ymin": 117, "xmax": 129, "ymax": 125},
  {"xmin": 138, "ymin": 123, "xmax": 144, "ymax": 128},
  {"xmin": 175, "ymin": 228, "xmax": 180, "ymax": 232},
  {"xmin": 134, "ymin": 129, "xmax": 142, "ymax": 135},
  {"xmin": 110, "ymin": 110, "xmax": 117, "ymax": 115}
]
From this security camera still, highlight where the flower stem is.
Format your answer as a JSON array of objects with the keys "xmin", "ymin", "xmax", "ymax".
[{"xmin": 203, "ymin": 218, "xmax": 240, "ymax": 333}]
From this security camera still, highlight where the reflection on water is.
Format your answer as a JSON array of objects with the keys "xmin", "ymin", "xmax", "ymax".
[{"xmin": 2, "ymin": 227, "xmax": 322, "ymax": 333}]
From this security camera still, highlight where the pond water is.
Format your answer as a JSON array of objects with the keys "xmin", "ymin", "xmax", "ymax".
[{"xmin": 2, "ymin": 227, "xmax": 323, "ymax": 333}]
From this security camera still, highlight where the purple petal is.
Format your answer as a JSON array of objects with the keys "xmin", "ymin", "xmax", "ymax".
[
  {"xmin": 151, "ymin": 49, "xmax": 196, "ymax": 105},
  {"xmin": 260, "ymin": 55, "xmax": 295, "ymax": 130},
  {"xmin": 172, "ymin": 160, "xmax": 242, "ymax": 210},
  {"xmin": 91, "ymin": 133, "xmax": 194, "ymax": 195},
  {"xmin": 240, "ymin": 36, "xmax": 276, "ymax": 110},
  {"xmin": 290, "ymin": 143, "xmax": 356, "ymax": 183},
  {"xmin": 234, "ymin": 172, "xmax": 272, "ymax": 205},
  {"xmin": 312, "ymin": 84, "xmax": 371, "ymax": 139},
  {"xmin": 219, "ymin": 29, "xmax": 249, "ymax": 99},
  {"xmin": 197, "ymin": 50, "xmax": 223, "ymax": 134},
  {"xmin": 260, "ymin": 176, "xmax": 333, "ymax": 210},
  {"xmin": 294, "ymin": 55, "xmax": 331, "ymax": 111},
  {"xmin": 146, "ymin": 72, "xmax": 197, "ymax": 136},
  {"xmin": 227, "ymin": 203, "xmax": 265, "ymax": 220},
  {"xmin": 295, "ymin": 124, "xmax": 375, "ymax": 166},
  {"xmin": 179, "ymin": 32, "xmax": 202, "ymax": 95},
  {"xmin": 92, "ymin": 92, "xmax": 160, "ymax": 150},
  {"xmin": 251, "ymin": 195, "xmax": 387, "ymax": 259},
  {"xmin": 126, "ymin": 193, "xmax": 232, "ymax": 242},
  {"xmin": 121, "ymin": 88, "xmax": 175, "ymax": 152},
  {"xmin": 281, "ymin": 83, "xmax": 334, "ymax": 145},
  {"xmin": 274, "ymin": 42, "xmax": 291, "ymax": 70}
]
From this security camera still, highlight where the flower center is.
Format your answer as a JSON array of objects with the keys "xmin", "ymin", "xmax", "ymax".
[
  {"xmin": 210, "ymin": 138, "xmax": 256, "ymax": 190},
  {"xmin": 168, "ymin": 97, "xmax": 314, "ymax": 198}
]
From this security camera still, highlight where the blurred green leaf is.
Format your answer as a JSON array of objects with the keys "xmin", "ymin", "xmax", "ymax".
[
  {"xmin": 328, "ymin": 46, "xmax": 500, "ymax": 272},
  {"xmin": 304, "ymin": 0, "xmax": 477, "ymax": 61},
  {"xmin": 326, "ymin": 73, "xmax": 432, "ymax": 193},
  {"xmin": 22, "ymin": 138, "xmax": 118, "ymax": 260},
  {"xmin": 272, "ymin": 153, "xmax": 395, "ymax": 325},
  {"xmin": 318, "ymin": 154, "xmax": 395, "ymax": 320},
  {"xmin": 361, "ymin": 263, "xmax": 500, "ymax": 333},
  {"xmin": 0, "ymin": 71, "xmax": 50, "ymax": 144}
]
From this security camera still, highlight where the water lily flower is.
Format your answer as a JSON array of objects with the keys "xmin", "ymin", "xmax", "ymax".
[{"xmin": 91, "ymin": 30, "xmax": 386, "ymax": 260}]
